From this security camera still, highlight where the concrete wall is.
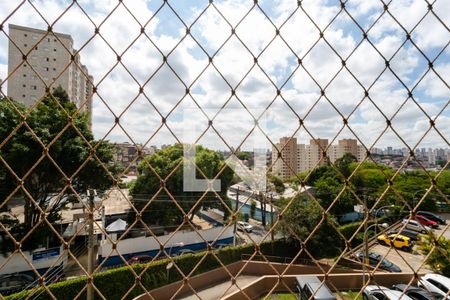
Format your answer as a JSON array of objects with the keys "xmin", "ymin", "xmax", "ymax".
[
  {"xmin": 224, "ymin": 272, "xmax": 423, "ymax": 300},
  {"xmin": 132, "ymin": 261, "xmax": 369, "ymax": 300}
]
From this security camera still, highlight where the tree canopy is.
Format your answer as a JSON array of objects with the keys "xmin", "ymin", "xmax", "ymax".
[
  {"xmin": 0, "ymin": 88, "xmax": 118, "ymax": 252},
  {"xmin": 129, "ymin": 144, "xmax": 234, "ymax": 226},
  {"xmin": 277, "ymin": 194, "xmax": 342, "ymax": 258}
]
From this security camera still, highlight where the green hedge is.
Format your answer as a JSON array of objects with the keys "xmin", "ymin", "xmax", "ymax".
[{"xmin": 6, "ymin": 240, "xmax": 298, "ymax": 300}]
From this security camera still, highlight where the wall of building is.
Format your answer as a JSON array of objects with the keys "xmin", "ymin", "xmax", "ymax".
[{"xmin": 7, "ymin": 24, "xmax": 93, "ymax": 126}]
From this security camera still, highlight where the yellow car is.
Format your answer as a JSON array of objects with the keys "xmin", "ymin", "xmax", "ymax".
[{"xmin": 377, "ymin": 234, "xmax": 412, "ymax": 251}]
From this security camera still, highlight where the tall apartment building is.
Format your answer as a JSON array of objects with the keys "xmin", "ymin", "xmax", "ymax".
[
  {"xmin": 272, "ymin": 137, "xmax": 365, "ymax": 179},
  {"xmin": 329, "ymin": 139, "xmax": 357, "ymax": 162},
  {"xmin": 271, "ymin": 137, "xmax": 298, "ymax": 178},
  {"xmin": 7, "ymin": 24, "xmax": 93, "ymax": 127}
]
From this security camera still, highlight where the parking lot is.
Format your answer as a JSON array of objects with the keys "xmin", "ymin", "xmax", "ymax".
[{"xmin": 353, "ymin": 213, "xmax": 449, "ymax": 273}]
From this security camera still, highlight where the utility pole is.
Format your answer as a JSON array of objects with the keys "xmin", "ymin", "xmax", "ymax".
[
  {"xmin": 270, "ymin": 194, "xmax": 274, "ymax": 241},
  {"xmin": 87, "ymin": 189, "xmax": 96, "ymax": 300},
  {"xmin": 363, "ymin": 195, "xmax": 369, "ymax": 286},
  {"xmin": 260, "ymin": 192, "xmax": 266, "ymax": 227},
  {"xmin": 233, "ymin": 187, "xmax": 239, "ymax": 246}
]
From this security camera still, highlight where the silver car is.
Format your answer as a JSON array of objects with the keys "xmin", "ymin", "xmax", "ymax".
[
  {"xmin": 401, "ymin": 219, "xmax": 430, "ymax": 233},
  {"xmin": 418, "ymin": 274, "xmax": 450, "ymax": 300},
  {"xmin": 363, "ymin": 285, "xmax": 414, "ymax": 300}
]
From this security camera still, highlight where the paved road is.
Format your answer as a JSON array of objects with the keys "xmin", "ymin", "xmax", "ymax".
[
  {"xmin": 177, "ymin": 275, "xmax": 259, "ymax": 300},
  {"xmin": 369, "ymin": 244, "xmax": 432, "ymax": 273}
]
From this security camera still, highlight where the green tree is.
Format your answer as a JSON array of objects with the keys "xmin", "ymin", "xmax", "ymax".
[
  {"xmin": 130, "ymin": 144, "xmax": 234, "ymax": 226},
  {"xmin": 417, "ymin": 234, "xmax": 450, "ymax": 277},
  {"xmin": 0, "ymin": 88, "xmax": 118, "ymax": 251},
  {"xmin": 314, "ymin": 176, "xmax": 357, "ymax": 216},
  {"xmin": 335, "ymin": 153, "xmax": 357, "ymax": 178},
  {"xmin": 278, "ymin": 194, "xmax": 342, "ymax": 258},
  {"xmin": 268, "ymin": 174, "xmax": 285, "ymax": 194}
]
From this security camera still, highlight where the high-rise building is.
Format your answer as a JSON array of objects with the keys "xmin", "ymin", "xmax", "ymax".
[
  {"xmin": 271, "ymin": 137, "xmax": 298, "ymax": 179},
  {"xmin": 7, "ymin": 24, "xmax": 93, "ymax": 127},
  {"xmin": 304, "ymin": 138, "xmax": 328, "ymax": 171},
  {"xmin": 329, "ymin": 139, "xmax": 357, "ymax": 163},
  {"xmin": 272, "ymin": 137, "xmax": 368, "ymax": 179}
]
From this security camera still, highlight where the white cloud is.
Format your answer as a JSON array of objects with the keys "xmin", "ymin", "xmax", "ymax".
[{"xmin": 0, "ymin": 0, "xmax": 448, "ymax": 150}]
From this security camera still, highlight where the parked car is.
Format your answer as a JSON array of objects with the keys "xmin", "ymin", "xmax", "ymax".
[
  {"xmin": 237, "ymin": 221, "xmax": 253, "ymax": 233},
  {"xmin": 377, "ymin": 233, "xmax": 413, "ymax": 251},
  {"xmin": 127, "ymin": 255, "xmax": 153, "ymax": 265},
  {"xmin": 417, "ymin": 211, "xmax": 446, "ymax": 225},
  {"xmin": 175, "ymin": 249, "xmax": 195, "ymax": 256},
  {"xmin": 355, "ymin": 252, "xmax": 401, "ymax": 272},
  {"xmin": 363, "ymin": 285, "xmax": 414, "ymax": 300},
  {"xmin": 295, "ymin": 275, "xmax": 336, "ymax": 300},
  {"xmin": 401, "ymin": 219, "xmax": 431, "ymax": 233},
  {"xmin": 392, "ymin": 284, "xmax": 443, "ymax": 300},
  {"xmin": 388, "ymin": 229, "xmax": 420, "ymax": 241},
  {"xmin": 415, "ymin": 215, "xmax": 439, "ymax": 229},
  {"xmin": 418, "ymin": 274, "xmax": 450, "ymax": 300},
  {"xmin": 0, "ymin": 273, "xmax": 36, "ymax": 296}
]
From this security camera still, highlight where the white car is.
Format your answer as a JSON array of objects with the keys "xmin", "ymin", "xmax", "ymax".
[
  {"xmin": 401, "ymin": 219, "xmax": 430, "ymax": 233},
  {"xmin": 418, "ymin": 274, "xmax": 450, "ymax": 299},
  {"xmin": 237, "ymin": 221, "xmax": 253, "ymax": 233},
  {"xmin": 363, "ymin": 285, "xmax": 414, "ymax": 300}
]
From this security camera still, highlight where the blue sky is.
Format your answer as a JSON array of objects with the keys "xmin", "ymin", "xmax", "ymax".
[{"xmin": 0, "ymin": 0, "xmax": 448, "ymax": 150}]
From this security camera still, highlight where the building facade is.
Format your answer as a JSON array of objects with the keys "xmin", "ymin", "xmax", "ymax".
[
  {"xmin": 7, "ymin": 24, "xmax": 93, "ymax": 127},
  {"xmin": 272, "ymin": 137, "xmax": 366, "ymax": 179},
  {"xmin": 113, "ymin": 142, "xmax": 156, "ymax": 175}
]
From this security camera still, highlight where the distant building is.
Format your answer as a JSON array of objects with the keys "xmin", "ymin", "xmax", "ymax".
[
  {"xmin": 7, "ymin": 24, "xmax": 93, "ymax": 127},
  {"xmin": 113, "ymin": 142, "xmax": 155, "ymax": 174},
  {"xmin": 272, "ymin": 137, "xmax": 298, "ymax": 179},
  {"xmin": 329, "ymin": 139, "xmax": 357, "ymax": 163}
]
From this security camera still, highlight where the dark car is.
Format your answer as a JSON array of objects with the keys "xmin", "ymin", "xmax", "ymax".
[
  {"xmin": 392, "ymin": 284, "xmax": 443, "ymax": 300},
  {"xmin": 417, "ymin": 211, "xmax": 446, "ymax": 225},
  {"xmin": 388, "ymin": 229, "xmax": 420, "ymax": 241},
  {"xmin": 0, "ymin": 273, "xmax": 36, "ymax": 296},
  {"xmin": 355, "ymin": 252, "xmax": 401, "ymax": 272},
  {"xmin": 127, "ymin": 255, "xmax": 154, "ymax": 265}
]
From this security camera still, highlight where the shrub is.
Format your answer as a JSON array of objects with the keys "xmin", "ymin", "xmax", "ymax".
[{"xmin": 6, "ymin": 240, "xmax": 297, "ymax": 300}]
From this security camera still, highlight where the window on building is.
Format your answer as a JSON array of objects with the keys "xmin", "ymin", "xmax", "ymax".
[
  {"xmin": 24, "ymin": 33, "xmax": 28, "ymax": 37},
  {"xmin": 24, "ymin": 43, "xmax": 28, "ymax": 47},
  {"xmin": 47, "ymin": 38, "xmax": 50, "ymax": 42},
  {"xmin": 46, "ymin": 57, "xmax": 49, "ymax": 62},
  {"xmin": 45, "ymin": 67, "xmax": 49, "ymax": 71},
  {"xmin": 53, "ymin": 39, "xmax": 56, "ymax": 42},
  {"xmin": 53, "ymin": 58, "xmax": 56, "ymax": 62},
  {"xmin": 35, "ymin": 46, "xmax": 38, "ymax": 50},
  {"xmin": 23, "ymin": 74, "xmax": 27, "ymax": 77},
  {"xmin": 22, "ymin": 94, "xmax": 26, "ymax": 98},
  {"xmin": 23, "ymin": 84, "xmax": 26, "ymax": 88},
  {"xmin": 53, "ymin": 68, "xmax": 56, "ymax": 71},
  {"xmin": 23, "ymin": 64, "xmax": 27, "ymax": 67},
  {"xmin": 53, "ymin": 48, "xmax": 57, "ymax": 52}
]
